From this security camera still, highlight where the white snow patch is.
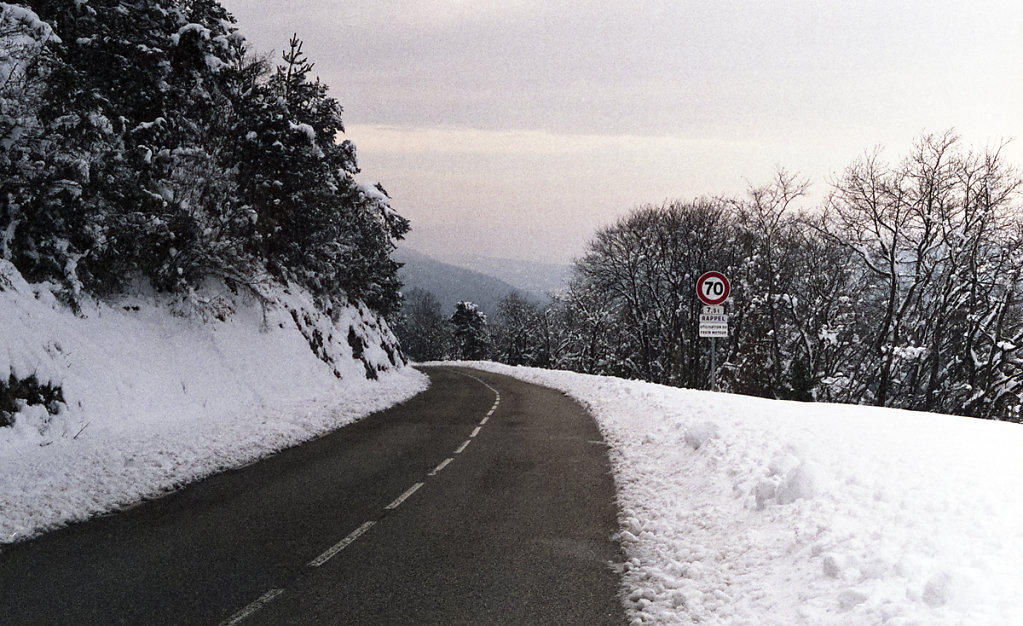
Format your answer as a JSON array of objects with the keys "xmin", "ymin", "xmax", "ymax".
[
  {"xmin": 0, "ymin": 3, "xmax": 59, "ymax": 43},
  {"xmin": 289, "ymin": 121, "xmax": 317, "ymax": 143},
  {"xmin": 288, "ymin": 122, "xmax": 323, "ymax": 157}
]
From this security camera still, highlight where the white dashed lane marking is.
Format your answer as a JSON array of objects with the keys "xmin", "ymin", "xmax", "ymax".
[
  {"xmin": 223, "ymin": 369, "xmax": 503, "ymax": 624},
  {"xmin": 219, "ymin": 588, "xmax": 285, "ymax": 626},
  {"xmin": 384, "ymin": 482, "xmax": 424, "ymax": 511},
  {"xmin": 308, "ymin": 521, "xmax": 376, "ymax": 568},
  {"xmin": 429, "ymin": 457, "xmax": 453, "ymax": 476}
]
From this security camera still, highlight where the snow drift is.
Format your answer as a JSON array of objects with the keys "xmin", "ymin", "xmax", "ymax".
[{"xmin": 0, "ymin": 259, "xmax": 427, "ymax": 544}]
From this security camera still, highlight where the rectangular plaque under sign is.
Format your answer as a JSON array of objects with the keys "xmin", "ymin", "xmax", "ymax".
[{"xmin": 699, "ymin": 323, "xmax": 728, "ymax": 338}]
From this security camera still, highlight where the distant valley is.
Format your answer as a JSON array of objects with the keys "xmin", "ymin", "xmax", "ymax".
[
  {"xmin": 443, "ymin": 253, "xmax": 573, "ymax": 300},
  {"xmin": 393, "ymin": 248, "xmax": 572, "ymax": 315}
]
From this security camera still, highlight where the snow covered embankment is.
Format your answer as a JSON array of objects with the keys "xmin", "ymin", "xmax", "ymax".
[
  {"xmin": 0, "ymin": 260, "xmax": 428, "ymax": 545},
  {"xmin": 465, "ymin": 362, "xmax": 1023, "ymax": 626}
]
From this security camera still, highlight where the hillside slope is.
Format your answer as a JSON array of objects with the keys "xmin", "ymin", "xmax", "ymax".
[
  {"xmin": 0, "ymin": 260, "xmax": 428, "ymax": 544},
  {"xmin": 444, "ymin": 254, "xmax": 572, "ymax": 300},
  {"xmin": 394, "ymin": 247, "xmax": 524, "ymax": 314}
]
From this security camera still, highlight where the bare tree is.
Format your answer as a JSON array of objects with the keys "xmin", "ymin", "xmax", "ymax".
[
  {"xmin": 491, "ymin": 292, "xmax": 544, "ymax": 366},
  {"xmin": 728, "ymin": 170, "xmax": 809, "ymax": 397},
  {"xmin": 479, "ymin": 132, "xmax": 1023, "ymax": 420},
  {"xmin": 571, "ymin": 200, "xmax": 734, "ymax": 386},
  {"xmin": 391, "ymin": 288, "xmax": 451, "ymax": 362},
  {"xmin": 822, "ymin": 132, "xmax": 1023, "ymax": 415}
]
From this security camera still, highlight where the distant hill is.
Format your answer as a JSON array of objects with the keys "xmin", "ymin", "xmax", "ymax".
[
  {"xmin": 444, "ymin": 254, "xmax": 573, "ymax": 300},
  {"xmin": 394, "ymin": 248, "xmax": 525, "ymax": 315}
]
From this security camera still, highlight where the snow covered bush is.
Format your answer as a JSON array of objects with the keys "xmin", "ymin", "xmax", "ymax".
[{"xmin": 0, "ymin": 373, "xmax": 65, "ymax": 429}]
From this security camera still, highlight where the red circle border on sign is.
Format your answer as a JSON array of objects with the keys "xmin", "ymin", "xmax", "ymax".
[{"xmin": 697, "ymin": 271, "xmax": 730, "ymax": 306}]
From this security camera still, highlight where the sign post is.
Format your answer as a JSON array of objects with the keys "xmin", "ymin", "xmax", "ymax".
[
  {"xmin": 711, "ymin": 334, "xmax": 716, "ymax": 393},
  {"xmin": 697, "ymin": 272, "xmax": 730, "ymax": 391}
]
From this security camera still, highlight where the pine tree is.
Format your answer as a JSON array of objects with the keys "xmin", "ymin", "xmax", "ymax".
[{"xmin": 234, "ymin": 33, "xmax": 408, "ymax": 313}]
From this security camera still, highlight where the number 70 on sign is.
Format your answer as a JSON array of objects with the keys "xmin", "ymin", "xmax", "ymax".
[{"xmin": 696, "ymin": 271, "xmax": 730, "ymax": 306}]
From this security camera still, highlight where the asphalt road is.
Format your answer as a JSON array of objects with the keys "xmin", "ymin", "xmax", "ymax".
[{"xmin": 0, "ymin": 366, "xmax": 625, "ymax": 625}]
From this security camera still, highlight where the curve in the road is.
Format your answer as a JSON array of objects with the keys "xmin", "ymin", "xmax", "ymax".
[{"xmin": 0, "ymin": 366, "xmax": 625, "ymax": 625}]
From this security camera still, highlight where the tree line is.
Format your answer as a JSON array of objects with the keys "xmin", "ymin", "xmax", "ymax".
[
  {"xmin": 398, "ymin": 133, "xmax": 1023, "ymax": 421},
  {"xmin": 1, "ymin": 1, "xmax": 407, "ymax": 316}
]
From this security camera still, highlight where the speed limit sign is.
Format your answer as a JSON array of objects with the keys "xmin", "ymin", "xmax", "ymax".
[{"xmin": 697, "ymin": 271, "xmax": 730, "ymax": 306}]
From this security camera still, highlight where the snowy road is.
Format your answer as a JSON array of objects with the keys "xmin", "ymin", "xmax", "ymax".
[{"xmin": 0, "ymin": 367, "xmax": 624, "ymax": 625}]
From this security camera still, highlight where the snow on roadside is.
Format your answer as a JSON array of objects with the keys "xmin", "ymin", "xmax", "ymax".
[
  {"xmin": 463, "ymin": 362, "xmax": 1023, "ymax": 626},
  {"xmin": 0, "ymin": 260, "xmax": 428, "ymax": 545}
]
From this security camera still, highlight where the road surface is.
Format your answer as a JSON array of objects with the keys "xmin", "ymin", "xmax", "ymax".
[{"xmin": 0, "ymin": 366, "xmax": 624, "ymax": 624}]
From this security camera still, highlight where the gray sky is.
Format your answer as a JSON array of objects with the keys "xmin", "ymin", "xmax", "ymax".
[{"xmin": 219, "ymin": 1, "xmax": 1023, "ymax": 264}]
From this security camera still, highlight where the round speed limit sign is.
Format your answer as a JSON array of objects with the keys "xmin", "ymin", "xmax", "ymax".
[{"xmin": 697, "ymin": 271, "xmax": 730, "ymax": 306}]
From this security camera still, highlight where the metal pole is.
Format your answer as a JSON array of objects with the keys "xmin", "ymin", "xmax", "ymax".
[{"xmin": 710, "ymin": 337, "xmax": 716, "ymax": 391}]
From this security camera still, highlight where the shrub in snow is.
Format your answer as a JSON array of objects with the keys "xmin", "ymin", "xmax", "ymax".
[{"xmin": 0, "ymin": 373, "xmax": 65, "ymax": 429}]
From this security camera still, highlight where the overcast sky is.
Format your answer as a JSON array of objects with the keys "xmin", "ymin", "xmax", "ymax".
[{"xmin": 219, "ymin": 1, "xmax": 1022, "ymax": 264}]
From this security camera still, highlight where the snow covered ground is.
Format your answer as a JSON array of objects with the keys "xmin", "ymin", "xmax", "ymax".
[
  {"xmin": 464, "ymin": 362, "xmax": 1023, "ymax": 626},
  {"xmin": 0, "ymin": 260, "xmax": 428, "ymax": 545}
]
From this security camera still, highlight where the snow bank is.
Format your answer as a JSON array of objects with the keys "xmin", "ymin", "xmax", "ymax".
[
  {"xmin": 463, "ymin": 362, "xmax": 1023, "ymax": 626},
  {"xmin": 0, "ymin": 260, "xmax": 428, "ymax": 545}
]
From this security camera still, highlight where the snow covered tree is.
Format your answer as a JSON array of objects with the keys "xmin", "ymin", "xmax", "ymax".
[
  {"xmin": 1, "ymin": 4, "xmax": 408, "ymax": 323},
  {"xmin": 145, "ymin": 0, "xmax": 258, "ymax": 292},
  {"xmin": 1, "ymin": 1, "xmax": 119, "ymax": 300},
  {"xmin": 572, "ymin": 200, "xmax": 736, "ymax": 387},
  {"xmin": 0, "ymin": 3, "xmax": 61, "ymax": 272},
  {"xmin": 4, "ymin": 0, "xmax": 253, "ymax": 297},
  {"xmin": 233, "ymin": 33, "xmax": 408, "ymax": 313},
  {"xmin": 785, "ymin": 212, "xmax": 862, "ymax": 403},
  {"xmin": 821, "ymin": 132, "xmax": 1023, "ymax": 415},
  {"xmin": 551, "ymin": 277, "xmax": 615, "ymax": 374},
  {"xmin": 726, "ymin": 172, "xmax": 809, "ymax": 398},
  {"xmin": 450, "ymin": 301, "xmax": 491, "ymax": 360},
  {"xmin": 491, "ymin": 292, "xmax": 545, "ymax": 366}
]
